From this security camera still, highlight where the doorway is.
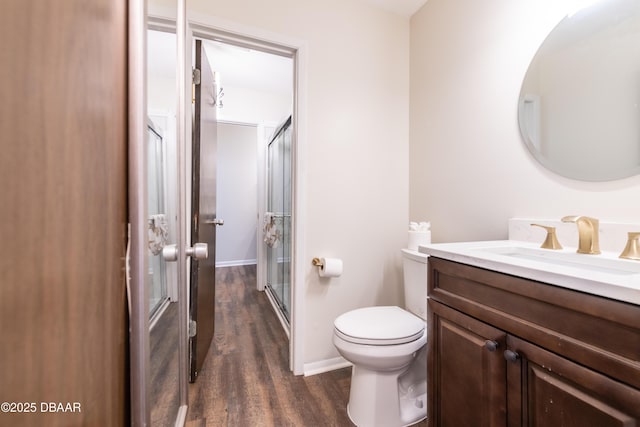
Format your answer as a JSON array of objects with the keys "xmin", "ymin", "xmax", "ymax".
[
  {"xmin": 197, "ymin": 35, "xmax": 294, "ymax": 333},
  {"xmin": 147, "ymin": 22, "xmax": 305, "ymax": 396}
]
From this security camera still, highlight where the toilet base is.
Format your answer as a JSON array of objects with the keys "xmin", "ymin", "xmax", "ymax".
[
  {"xmin": 348, "ymin": 394, "xmax": 426, "ymax": 427},
  {"xmin": 346, "ymin": 363, "xmax": 427, "ymax": 427}
]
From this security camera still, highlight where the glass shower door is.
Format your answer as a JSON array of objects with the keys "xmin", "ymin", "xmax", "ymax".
[
  {"xmin": 266, "ymin": 117, "xmax": 292, "ymax": 321},
  {"xmin": 147, "ymin": 122, "xmax": 169, "ymax": 320}
]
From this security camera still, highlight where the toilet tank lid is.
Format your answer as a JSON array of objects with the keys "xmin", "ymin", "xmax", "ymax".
[
  {"xmin": 334, "ymin": 306, "xmax": 425, "ymax": 342},
  {"xmin": 401, "ymin": 248, "xmax": 429, "ymax": 263}
]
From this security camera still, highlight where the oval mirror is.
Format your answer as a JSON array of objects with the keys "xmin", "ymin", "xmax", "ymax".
[{"xmin": 518, "ymin": 0, "xmax": 640, "ymax": 181}]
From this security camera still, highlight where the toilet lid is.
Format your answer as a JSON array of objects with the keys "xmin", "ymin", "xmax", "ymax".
[{"xmin": 334, "ymin": 306, "xmax": 425, "ymax": 345}]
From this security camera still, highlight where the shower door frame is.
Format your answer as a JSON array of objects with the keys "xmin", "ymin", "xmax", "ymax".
[{"xmin": 265, "ymin": 117, "xmax": 293, "ymax": 326}]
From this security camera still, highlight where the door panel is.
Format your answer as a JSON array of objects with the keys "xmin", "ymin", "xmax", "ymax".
[
  {"xmin": 508, "ymin": 335, "xmax": 640, "ymax": 427},
  {"xmin": 189, "ymin": 39, "xmax": 218, "ymax": 382},
  {"xmin": 0, "ymin": 1, "xmax": 128, "ymax": 425},
  {"xmin": 429, "ymin": 300, "xmax": 507, "ymax": 427}
]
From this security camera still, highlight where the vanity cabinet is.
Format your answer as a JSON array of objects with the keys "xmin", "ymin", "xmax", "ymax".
[{"xmin": 427, "ymin": 257, "xmax": 640, "ymax": 427}]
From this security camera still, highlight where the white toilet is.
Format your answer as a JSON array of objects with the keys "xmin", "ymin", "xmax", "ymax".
[{"xmin": 333, "ymin": 249, "xmax": 428, "ymax": 427}]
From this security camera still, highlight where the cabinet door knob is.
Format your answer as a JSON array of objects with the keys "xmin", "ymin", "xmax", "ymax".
[
  {"xmin": 484, "ymin": 340, "xmax": 499, "ymax": 352},
  {"xmin": 504, "ymin": 349, "xmax": 520, "ymax": 363}
]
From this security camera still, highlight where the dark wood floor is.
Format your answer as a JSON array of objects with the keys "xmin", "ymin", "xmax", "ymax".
[
  {"xmin": 186, "ymin": 265, "xmax": 427, "ymax": 427},
  {"xmin": 150, "ymin": 301, "xmax": 180, "ymax": 426}
]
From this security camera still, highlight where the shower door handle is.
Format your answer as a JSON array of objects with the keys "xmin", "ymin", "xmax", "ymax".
[
  {"xmin": 205, "ymin": 218, "xmax": 224, "ymax": 226},
  {"xmin": 162, "ymin": 245, "xmax": 179, "ymax": 262},
  {"xmin": 162, "ymin": 242, "xmax": 209, "ymax": 261}
]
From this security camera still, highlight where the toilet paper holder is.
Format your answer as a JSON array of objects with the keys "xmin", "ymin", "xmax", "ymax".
[{"xmin": 312, "ymin": 257, "xmax": 343, "ymax": 278}]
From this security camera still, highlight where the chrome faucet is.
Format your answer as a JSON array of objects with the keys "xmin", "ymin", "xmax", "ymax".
[{"xmin": 561, "ymin": 216, "xmax": 601, "ymax": 254}]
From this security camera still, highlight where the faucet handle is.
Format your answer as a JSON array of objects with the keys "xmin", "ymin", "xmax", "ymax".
[
  {"xmin": 531, "ymin": 224, "xmax": 563, "ymax": 250},
  {"xmin": 619, "ymin": 232, "xmax": 640, "ymax": 260}
]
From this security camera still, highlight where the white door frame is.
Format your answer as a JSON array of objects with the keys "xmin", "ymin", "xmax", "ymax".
[{"xmin": 187, "ymin": 15, "xmax": 307, "ymax": 375}]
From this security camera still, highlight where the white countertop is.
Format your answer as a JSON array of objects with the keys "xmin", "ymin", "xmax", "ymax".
[{"xmin": 419, "ymin": 240, "xmax": 640, "ymax": 306}]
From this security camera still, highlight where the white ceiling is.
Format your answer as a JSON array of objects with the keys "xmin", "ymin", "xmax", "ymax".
[
  {"xmin": 360, "ymin": 0, "xmax": 428, "ymax": 17},
  {"xmin": 202, "ymin": 41, "xmax": 293, "ymax": 95}
]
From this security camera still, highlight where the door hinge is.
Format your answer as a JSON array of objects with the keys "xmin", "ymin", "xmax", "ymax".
[
  {"xmin": 189, "ymin": 320, "xmax": 197, "ymax": 338},
  {"xmin": 192, "ymin": 68, "xmax": 201, "ymax": 85}
]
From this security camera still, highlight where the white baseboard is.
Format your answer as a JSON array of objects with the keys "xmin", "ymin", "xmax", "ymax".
[
  {"xmin": 303, "ymin": 356, "xmax": 352, "ymax": 377},
  {"xmin": 216, "ymin": 259, "xmax": 257, "ymax": 268}
]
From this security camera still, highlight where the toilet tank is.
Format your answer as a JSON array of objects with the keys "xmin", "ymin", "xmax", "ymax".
[{"xmin": 401, "ymin": 249, "xmax": 429, "ymax": 320}]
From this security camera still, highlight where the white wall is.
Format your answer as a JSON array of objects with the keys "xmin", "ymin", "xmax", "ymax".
[
  {"xmin": 215, "ymin": 122, "xmax": 259, "ymax": 266},
  {"xmin": 410, "ymin": 0, "xmax": 640, "ymax": 244},
  {"xmin": 188, "ymin": 0, "xmax": 410, "ymax": 367}
]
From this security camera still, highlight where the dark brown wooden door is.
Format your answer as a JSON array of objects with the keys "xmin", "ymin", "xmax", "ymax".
[
  {"xmin": 428, "ymin": 300, "xmax": 507, "ymax": 427},
  {"xmin": 507, "ymin": 335, "xmax": 640, "ymax": 427},
  {"xmin": 189, "ymin": 39, "xmax": 218, "ymax": 382},
  {"xmin": 0, "ymin": 1, "xmax": 128, "ymax": 426}
]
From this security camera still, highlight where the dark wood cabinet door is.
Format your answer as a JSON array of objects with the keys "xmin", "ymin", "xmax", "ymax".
[
  {"xmin": 508, "ymin": 335, "xmax": 640, "ymax": 427},
  {"xmin": 429, "ymin": 300, "xmax": 507, "ymax": 427}
]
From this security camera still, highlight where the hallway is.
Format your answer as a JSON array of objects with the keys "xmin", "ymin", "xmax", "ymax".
[{"xmin": 185, "ymin": 265, "xmax": 354, "ymax": 426}]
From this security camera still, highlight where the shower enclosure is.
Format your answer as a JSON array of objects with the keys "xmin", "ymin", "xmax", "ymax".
[
  {"xmin": 147, "ymin": 122, "xmax": 169, "ymax": 320},
  {"xmin": 265, "ymin": 117, "xmax": 292, "ymax": 322}
]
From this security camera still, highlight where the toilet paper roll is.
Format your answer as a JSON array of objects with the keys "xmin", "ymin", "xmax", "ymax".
[{"xmin": 318, "ymin": 258, "xmax": 343, "ymax": 278}]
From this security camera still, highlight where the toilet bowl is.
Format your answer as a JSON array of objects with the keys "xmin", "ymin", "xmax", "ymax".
[
  {"xmin": 333, "ymin": 306, "xmax": 427, "ymax": 427},
  {"xmin": 333, "ymin": 249, "xmax": 429, "ymax": 427}
]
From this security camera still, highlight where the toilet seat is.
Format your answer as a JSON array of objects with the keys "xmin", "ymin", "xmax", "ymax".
[{"xmin": 334, "ymin": 306, "xmax": 425, "ymax": 346}]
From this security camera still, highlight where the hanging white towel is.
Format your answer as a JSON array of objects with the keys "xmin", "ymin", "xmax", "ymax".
[
  {"xmin": 263, "ymin": 212, "xmax": 281, "ymax": 248},
  {"xmin": 148, "ymin": 214, "xmax": 169, "ymax": 255}
]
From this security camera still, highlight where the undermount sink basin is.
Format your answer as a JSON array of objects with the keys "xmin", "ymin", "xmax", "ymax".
[
  {"xmin": 419, "ymin": 240, "xmax": 640, "ymax": 305},
  {"xmin": 475, "ymin": 245, "xmax": 640, "ymax": 276}
]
